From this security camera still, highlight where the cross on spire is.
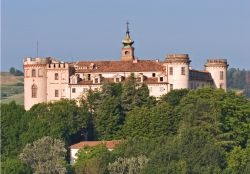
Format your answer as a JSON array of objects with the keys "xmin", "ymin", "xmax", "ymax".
[{"xmin": 126, "ymin": 21, "xmax": 130, "ymax": 33}]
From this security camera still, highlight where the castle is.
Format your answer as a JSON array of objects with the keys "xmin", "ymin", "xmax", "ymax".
[{"xmin": 23, "ymin": 24, "xmax": 228, "ymax": 110}]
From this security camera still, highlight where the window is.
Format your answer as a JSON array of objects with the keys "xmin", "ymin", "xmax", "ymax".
[
  {"xmin": 95, "ymin": 78, "xmax": 99, "ymax": 83},
  {"xmin": 72, "ymin": 88, "xmax": 76, "ymax": 93},
  {"xmin": 152, "ymin": 73, "xmax": 156, "ymax": 77},
  {"xmin": 220, "ymin": 71, "xmax": 224, "ymax": 80},
  {"xmin": 169, "ymin": 67, "xmax": 173, "ymax": 75},
  {"xmin": 125, "ymin": 51, "xmax": 129, "ymax": 55},
  {"xmin": 87, "ymin": 74, "xmax": 91, "ymax": 80},
  {"xmin": 55, "ymin": 90, "xmax": 59, "ymax": 97},
  {"xmin": 181, "ymin": 67, "xmax": 185, "ymax": 75},
  {"xmin": 31, "ymin": 84, "xmax": 37, "ymax": 98},
  {"xmin": 170, "ymin": 84, "xmax": 173, "ymax": 91},
  {"xmin": 32, "ymin": 69, "xmax": 36, "ymax": 77},
  {"xmin": 55, "ymin": 73, "xmax": 59, "ymax": 80},
  {"xmin": 116, "ymin": 78, "xmax": 120, "ymax": 82},
  {"xmin": 160, "ymin": 77, "xmax": 164, "ymax": 82}
]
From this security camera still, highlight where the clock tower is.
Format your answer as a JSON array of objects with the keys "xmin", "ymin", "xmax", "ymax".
[{"xmin": 121, "ymin": 22, "xmax": 135, "ymax": 61}]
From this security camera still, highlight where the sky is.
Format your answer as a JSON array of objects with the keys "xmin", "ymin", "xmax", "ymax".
[{"xmin": 1, "ymin": 0, "xmax": 250, "ymax": 71}]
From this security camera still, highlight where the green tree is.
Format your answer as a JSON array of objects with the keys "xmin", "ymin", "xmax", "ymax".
[
  {"xmin": 94, "ymin": 96, "xmax": 123, "ymax": 139},
  {"xmin": 1, "ymin": 158, "xmax": 32, "ymax": 174},
  {"xmin": 226, "ymin": 140, "xmax": 250, "ymax": 173},
  {"xmin": 1, "ymin": 101, "xmax": 26, "ymax": 159},
  {"xmin": 159, "ymin": 89, "xmax": 189, "ymax": 106},
  {"xmin": 108, "ymin": 155, "xmax": 149, "ymax": 174},
  {"xmin": 20, "ymin": 136, "xmax": 67, "ymax": 174},
  {"xmin": 9, "ymin": 67, "xmax": 16, "ymax": 75},
  {"xmin": 122, "ymin": 103, "xmax": 176, "ymax": 138},
  {"xmin": 20, "ymin": 99, "xmax": 90, "ymax": 148},
  {"xmin": 74, "ymin": 144, "xmax": 113, "ymax": 174}
]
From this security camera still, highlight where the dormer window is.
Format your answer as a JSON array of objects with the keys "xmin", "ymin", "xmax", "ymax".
[
  {"xmin": 136, "ymin": 74, "xmax": 144, "ymax": 83},
  {"xmin": 114, "ymin": 74, "xmax": 123, "ymax": 83},
  {"xmin": 93, "ymin": 75, "xmax": 101, "ymax": 84}
]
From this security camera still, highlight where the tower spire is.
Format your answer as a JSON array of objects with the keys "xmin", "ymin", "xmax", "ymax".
[
  {"xmin": 122, "ymin": 21, "xmax": 134, "ymax": 47},
  {"xmin": 121, "ymin": 21, "xmax": 135, "ymax": 61}
]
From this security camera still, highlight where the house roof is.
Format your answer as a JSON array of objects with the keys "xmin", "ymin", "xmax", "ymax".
[
  {"xmin": 69, "ymin": 140, "xmax": 121, "ymax": 150},
  {"xmin": 189, "ymin": 69, "xmax": 213, "ymax": 81},
  {"xmin": 74, "ymin": 60, "xmax": 163, "ymax": 73}
]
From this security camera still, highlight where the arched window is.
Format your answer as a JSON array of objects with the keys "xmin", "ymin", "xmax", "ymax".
[
  {"xmin": 31, "ymin": 84, "xmax": 37, "ymax": 98},
  {"xmin": 55, "ymin": 73, "xmax": 59, "ymax": 80}
]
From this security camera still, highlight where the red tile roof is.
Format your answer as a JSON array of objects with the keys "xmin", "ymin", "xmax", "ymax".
[
  {"xmin": 69, "ymin": 140, "xmax": 121, "ymax": 150},
  {"xmin": 74, "ymin": 60, "xmax": 163, "ymax": 73}
]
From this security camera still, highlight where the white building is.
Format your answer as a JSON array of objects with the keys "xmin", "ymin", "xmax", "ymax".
[{"xmin": 23, "ymin": 24, "xmax": 228, "ymax": 110}]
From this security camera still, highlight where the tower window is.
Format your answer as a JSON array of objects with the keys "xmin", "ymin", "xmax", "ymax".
[
  {"xmin": 152, "ymin": 73, "xmax": 156, "ymax": 77},
  {"xmin": 125, "ymin": 51, "xmax": 129, "ymax": 55},
  {"xmin": 55, "ymin": 90, "xmax": 59, "ymax": 97},
  {"xmin": 220, "ymin": 71, "xmax": 224, "ymax": 80},
  {"xmin": 31, "ymin": 84, "xmax": 37, "ymax": 98},
  {"xmin": 72, "ymin": 88, "xmax": 76, "ymax": 93},
  {"xmin": 32, "ymin": 69, "xmax": 36, "ymax": 77},
  {"xmin": 55, "ymin": 73, "xmax": 59, "ymax": 80},
  {"xmin": 181, "ymin": 67, "xmax": 185, "ymax": 75},
  {"xmin": 160, "ymin": 77, "xmax": 164, "ymax": 82},
  {"xmin": 169, "ymin": 67, "xmax": 173, "ymax": 75}
]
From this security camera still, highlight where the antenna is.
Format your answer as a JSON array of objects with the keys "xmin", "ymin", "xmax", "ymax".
[{"xmin": 36, "ymin": 40, "xmax": 39, "ymax": 58}]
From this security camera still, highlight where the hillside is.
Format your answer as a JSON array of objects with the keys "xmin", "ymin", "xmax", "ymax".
[{"xmin": 0, "ymin": 72, "xmax": 24, "ymax": 105}]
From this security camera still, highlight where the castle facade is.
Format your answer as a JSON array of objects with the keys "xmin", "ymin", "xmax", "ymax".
[{"xmin": 23, "ymin": 25, "xmax": 228, "ymax": 110}]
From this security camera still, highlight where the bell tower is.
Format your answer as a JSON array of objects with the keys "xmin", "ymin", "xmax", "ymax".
[{"xmin": 121, "ymin": 22, "xmax": 135, "ymax": 61}]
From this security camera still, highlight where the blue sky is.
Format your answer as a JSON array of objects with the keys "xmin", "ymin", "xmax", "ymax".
[{"xmin": 2, "ymin": 0, "xmax": 250, "ymax": 71}]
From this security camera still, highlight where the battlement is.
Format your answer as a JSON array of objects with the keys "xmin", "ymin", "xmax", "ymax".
[
  {"xmin": 166, "ymin": 54, "xmax": 189, "ymax": 59},
  {"xmin": 205, "ymin": 59, "xmax": 228, "ymax": 67},
  {"xmin": 47, "ymin": 63, "xmax": 69, "ymax": 69},
  {"xmin": 165, "ymin": 54, "xmax": 190, "ymax": 64},
  {"xmin": 23, "ymin": 57, "xmax": 50, "ymax": 65}
]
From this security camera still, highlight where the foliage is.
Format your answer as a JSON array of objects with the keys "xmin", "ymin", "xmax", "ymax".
[
  {"xmin": 108, "ymin": 155, "xmax": 149, "ymax": 174},
  {"xmin": 9, "ymin": 67, "xmax": 24, "ymax": 76},
  {"xmin": 20, "ymin": 99, "xmax": 90, "ymax": 147},
  {"xmin": 20, "ymin": 136, "xmax": 67, "ymax": 174},
  {"xmin": 226, "ymin": 140, "xmax": 250, "ymax": 173},
  {"xmin": 1, "ymin": 101, "xmax": 26, "ymax": 159},
  {"xmin": 159, "ymin": 89, "xmax": 189, "ymax": 106},
  {"xmin": 74, "ymin": 144, "xmax": 113, "ymax": 174},
  {"xmin": 122, "ymin": 103, "xmax": 177, "ymax": 138},
  {"xmin": 1, "ymin": 158, "xmax": 32, "ymax": 174}
]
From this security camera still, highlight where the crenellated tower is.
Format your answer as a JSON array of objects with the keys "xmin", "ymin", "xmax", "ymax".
[
  {"xmin": 121, "ymin": 22, "xmax": 135, "ymax": 61},
  {"xmin": 164, "ymin": 54, "xmax": 191, "ymax": 91},
  {"xmin": 23, "ymin": 57, "xmax": 49, "ymax": 110},
  {"xmin": 205, "ymin": 59, "xmax": 228, "ymax": 91}
]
